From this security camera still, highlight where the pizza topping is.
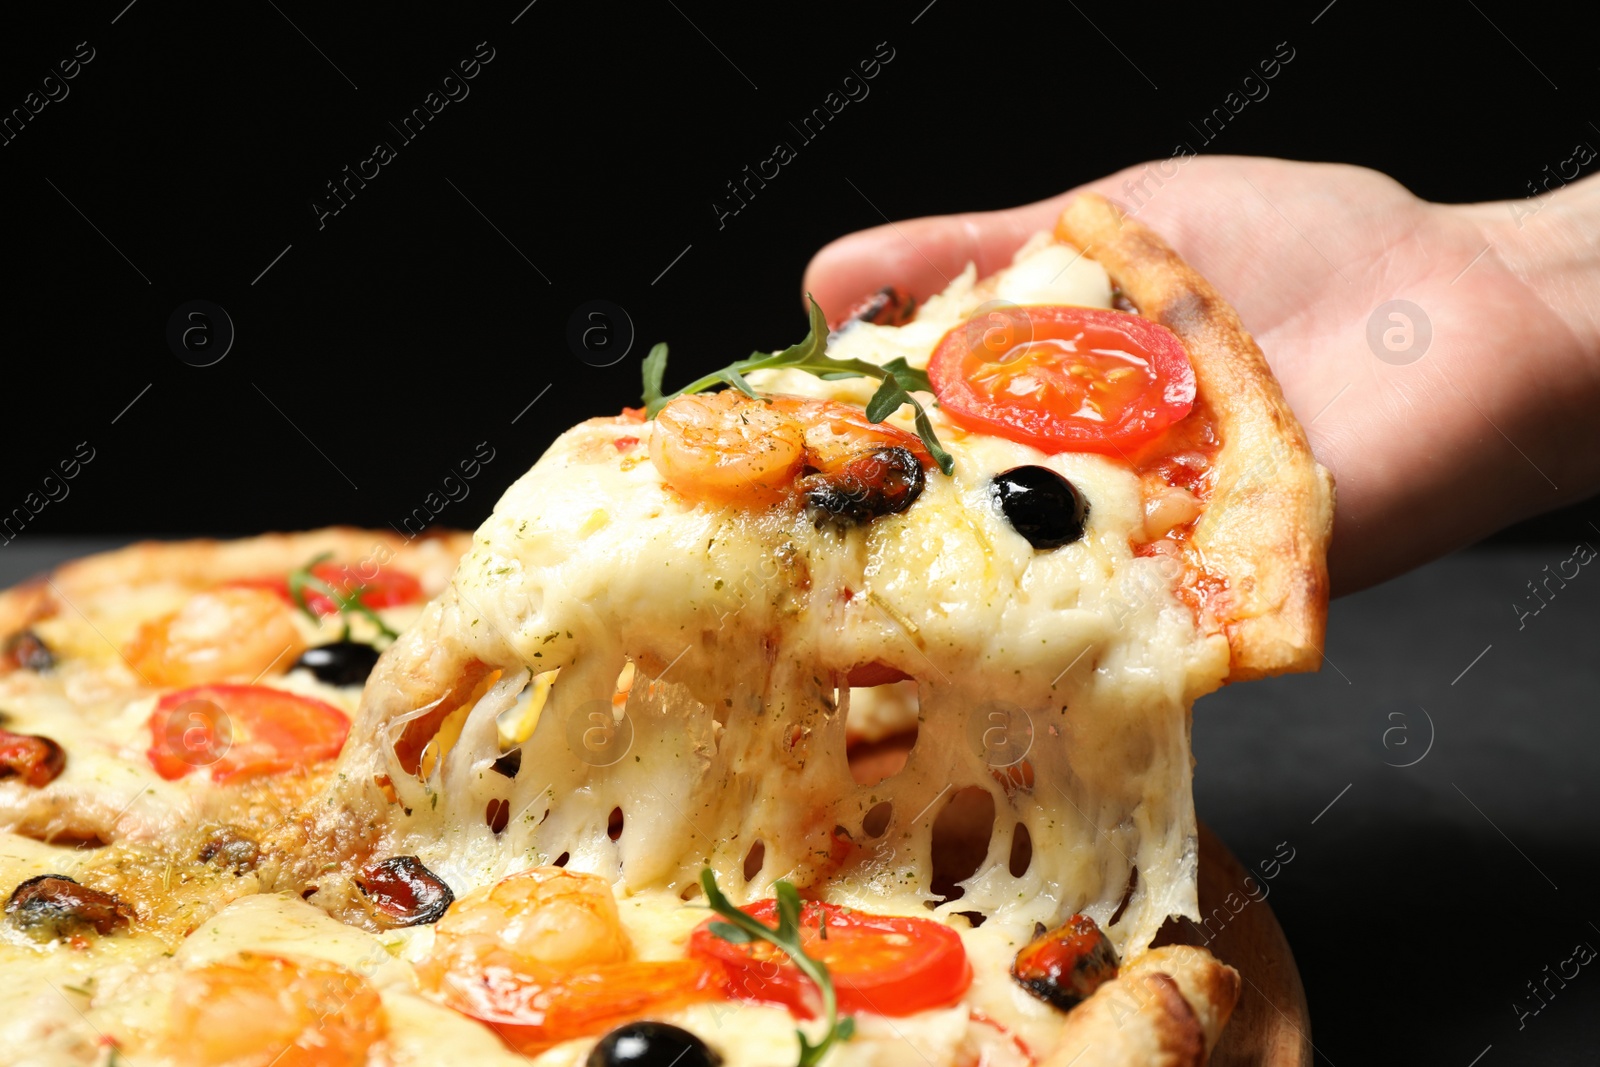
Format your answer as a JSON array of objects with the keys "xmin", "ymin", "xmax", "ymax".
[
  {"xmin": 124, "ymin": 587, "xmax": 308, "ymax": 688},
  {"xmin": 424, "ymin": 867, "xmax": 632, "ymax": 976},
  {"xmin": 651, "ymin": 391, "xmax": 807, "ymax": 505},
  {"xmin": 286, "ymin": 553, "xmax": 417, "ymax": 641},
  {"xmin": 228, "ymin": 554, "xmax": 420, "ymax": 644},
  {"xmin": 696, "ymin": 871, "xmax": 857, "ymax": 1067},
  {"xmin": 802, "ymin": 445, "xmax": 925, "ymax": 528},
  {"xmin": 1010, "ymin": 913, "xmax": 1119, "ymax": 1011},
  {"xmin": 642, "ymin": 299, "xmax": 954, "ymax": 474},
  {"xmin": 928, "ymin": 305, "xmax": 1196, "ymax": 455},
  {"xmin": 5, "ymin": 874, "xmax": 134, "ymax": 942},
  {"xmin": 440, "ymin": 958, "xmax": 725, "ymax": 1053},
  {"xmin": 292, "ymin": 640, "xmax": 382, "ymax": 687},
  {"xmin": 354, "ymin": 855, "xmax": 455, "ymax": 927},
  {"xmin": 166, "ymin": 952, "xmax": 386, "ymax": 1066},
  {"xmin": 588, "ymin": 1021, "xmax": 722, "ymax": 1067},
  {"xmin": 146, "ymin": 684, "xmax": 350, "ymax": 783},
  {"xmin": 695, "ymin": 871, "xmax": 974, "ymax": 1047},
  {"xmin": 420, "ymin": 868, "xmax": 724, "ymax": 1050},
  {"xmin": 2, "ymin": 629, "xmax": 55, "ymax": 671},
  {"xmin": 990, "ymin": 466, "xmax": 1089, "ymax": 549},
  {"xmin": 0, "ymin": 728, "xmax": 66, "ymax": 786},
  {"xmin": 652, "ymin": 392, "xmax": 933, "ymax": 511},
  {"xmin": 198, "ymin": 827, "xmax": 261, "ymax": 874},
  {"xmin": 830, "ymin": 286, "xmax": 916, "ymax": 332}
]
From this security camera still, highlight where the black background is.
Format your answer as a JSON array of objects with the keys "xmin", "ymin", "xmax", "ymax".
[
  {"xmin": 1, "ymin": 0, "xmax": 1596, "ymax": 541},
  {"xmin": 4, "ymin": 2, "xmax": 1599, "ymax": 1063}
]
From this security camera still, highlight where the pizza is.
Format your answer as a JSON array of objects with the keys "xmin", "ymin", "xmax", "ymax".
[
  {"xmin": 0, "ymin": 193, "xmax": 1332, "ymax": 1067},
  {"xmin": 0, "ymin": 530, "xmax": 470, "ymax": 1061}
]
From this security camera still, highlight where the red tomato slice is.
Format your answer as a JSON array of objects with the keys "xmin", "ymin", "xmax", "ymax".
[
  {"xmin": 146, "ymin": 684, "xmax": 350, "ymax": 784},
  {"xmin": 232, "ymin": 563, "xmax": 422, "ymax": 617},
  {"xmin": 928, "ymin": 305, "xmax": 1195, "ymax": 455},
  {"xmin": 436, "ymin": 960, "xmax": 726, "ymax": 1052},
  {"xmin": 689, "ymin": 900, "xmax": 971, "ymax": 1018}
]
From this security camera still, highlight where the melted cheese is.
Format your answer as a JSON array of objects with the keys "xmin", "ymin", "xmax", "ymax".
[
  {"xmin": 355, "ymin": 237, "xmax": 1226, "ymax": 957},
  {"xmin": 1, "ymin": 238, "xmax": 1231, "ymax": 1067},
  {"xmin": 0, "ymin": 883, "xmax": 1025, "ymax": 1067}
]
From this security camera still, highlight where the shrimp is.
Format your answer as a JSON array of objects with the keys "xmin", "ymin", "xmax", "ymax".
[
  {"xmin": 650, "ymin": 391, "xmax": 807, "ymax": 505},
  {"xmin": 165, "ymin": 952, "xmax": 385, "ymax": 1067},
  {"xmin": 418, "ymin": 867, "xmax": 724, "ymax": 1051},
  {"xmin": 651, "ymin": 392, "xmax": 931, "ymax": 521},
  {"xmin": 422, "ymin": 866, "xmax": 632, "ymax": 979},
  {"xmin": 124, "ymin": 587, "xmax": 307, "ymax": 687}
]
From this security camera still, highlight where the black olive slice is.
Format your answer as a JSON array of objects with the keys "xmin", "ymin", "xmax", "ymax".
[
  {"xmin": 991, "ymin": 466, "xmax": 1089, "ymax": 549},
  {"xmin": 5, "ymin": 874, "xmax": 133, "ymax": 942},
  {"xmin": 198, "ymin": 826, "xmax": 260, "ymax": 873},
  {"xmin": 802, "ymin": 445, "xmax": 925, "ymax": 528},
  {"xmin": 292, "ymin": 640, "xmax": 382, "ymax": 686},
  {"xmin": 4, "ymin": 630, "xmax": 55, "ymax": 672},
  {"xmin": 587, "ymin": 1021, "xmax": 722, "ymax": 1067},
  {"xmin": 832, "ymin": 286, "xmax": 916, "ymax": 334},
  {"xmin": 354, "ymin": 855, "xmax": 454, "ymax": 927}
]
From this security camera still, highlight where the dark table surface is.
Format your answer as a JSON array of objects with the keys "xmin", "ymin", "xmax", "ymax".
[{"xmin": 3, "ymin": 540, "xmax": 1596, "ymax": 1064}]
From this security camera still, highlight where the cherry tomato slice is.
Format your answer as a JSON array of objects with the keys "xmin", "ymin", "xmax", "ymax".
[
  {"xmin": 436, "ymin": 960, "xmax": 726, "ymax": 1052},
  {"xmin": 146, "ymin": 684, "xmax": 350, "ymax": 784},
  {"xmin": 928, "ymin": 305, "xmax": 1195, "ymax": 455},
  {"xmin": 689, "ymin": 899, "xmax": 971, "ymax": 1018},
  {"xmin": 232, "ymin": 562, "xmax": 423, "ymax": 617}
]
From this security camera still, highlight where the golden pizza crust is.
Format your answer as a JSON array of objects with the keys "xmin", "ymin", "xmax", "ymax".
[
  {"xmin": 1056, "ymin": 194, "xmax": 1335, "ymax": 681},
  {"xmin": 1044, "ymin": 945, "xmax": 1241, "ymax": 1067},
  {"xmin": 1124, "ymin": 945, "xmax": 1243, "ymax": 1054},
  {"xmin": 0, "ymin": 527, "xmax": 469, "ymax": 636}
]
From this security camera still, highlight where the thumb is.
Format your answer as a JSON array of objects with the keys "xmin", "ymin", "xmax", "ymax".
[{"xmin": 800, "ymin": 189, "xmax": 1088, "ymax": 321}]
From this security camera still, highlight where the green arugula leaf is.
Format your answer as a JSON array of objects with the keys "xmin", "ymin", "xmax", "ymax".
[
  {"xmin": 639, "ymin": 298, "xmax": 955, "ymax": 475},
  {"xmin": 881, "ymin": 356, "xmax": 933, "ymax": 395},
  {"xmin": 700, "ymin": 867, "xmax": 854, "ymax": 1067},
  {"xmin": 288, "ymin": 552, "xmax": 399, "ymax": 642},
  {"xmin": 641, "ymin": 342, "xmax": 669, "ymax": 412},
  {"xmin": 864, "ymin": 376, "xmax": 907, "ymax": 424},
  {"xmin": 707, "ymin": 920, "xmax": 755, "ymax": 944}
]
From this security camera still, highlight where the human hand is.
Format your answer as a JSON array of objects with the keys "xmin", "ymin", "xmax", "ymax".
[{"xmin": 803, "ymin": 157, "xmax": 1600, "ymax": 594}]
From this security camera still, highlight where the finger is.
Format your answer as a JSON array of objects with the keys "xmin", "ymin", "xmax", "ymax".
[{"xmin": 801, "ymin": 192, "xmax": 1078, "ymax": 320}]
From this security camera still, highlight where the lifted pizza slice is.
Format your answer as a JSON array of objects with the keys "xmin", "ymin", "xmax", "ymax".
[{"xmin": 255, "ymin": 194, "xmax": 1329, "ymax": 1064}]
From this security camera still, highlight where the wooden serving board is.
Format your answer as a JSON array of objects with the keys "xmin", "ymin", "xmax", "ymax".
[{"xmin": 1157, "ymin": 824, "xmax": 1312, "ymax": 1067}]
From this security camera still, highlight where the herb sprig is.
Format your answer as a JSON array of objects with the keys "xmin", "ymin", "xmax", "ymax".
[
  {"xmin": 700, "ymin": 867, "xmax": 855, "ymax": 1067},
  {"xmin": 288, "ymin": 552, "xmax": 399, "ymax": 641},
  {"xmin": 642, "ymin": 298, "xmax": 954, "ymax": 475}
]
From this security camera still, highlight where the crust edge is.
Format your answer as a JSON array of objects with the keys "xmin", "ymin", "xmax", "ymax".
[
  {"xmin": 1056, "ymin": 193, "xmax": 1335, "ymax": 681},
  {"xmin": 0, "ymin": 526, "xmax": 473, "ymax": 639}
]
